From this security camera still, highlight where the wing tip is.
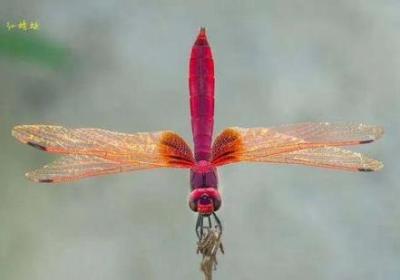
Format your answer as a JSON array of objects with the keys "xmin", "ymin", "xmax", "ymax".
[
  {"xmin": 358, "ymin": 168, "xmax": 374, "ymax": 172},
  {"xmin": 359, "ymin": 139, "xmax": 374, "ymax": 144},
  {"xmin": 12, "ymin": 129, "xmax": 48, "ymax": 150},
  {"xmin": 369, "ymin": 125, "xmax": 384, "ymax": 141},
  {"xmin": 359, "ymin": 124, "xmax": 384, "ymax": 142},
  {"xmin": 358, "ymin": 161, "xmax": 384, "ymax": 172},
  {"xmin": 38, "ymin": 179, "xmax": 54, "ymax": 183},
  {"xmin": 11, "ymin": 125, "xmax": 24, "ymax": 140},
  {"xmin": 27, "ymin": 141, "xmax": 47, "ymax": 151},
  {"xmin": 25, "ymin": 171, "xmax": 54, "ymax": 183},
  {"xmin": 12, "ymin": 125, "xmax": 47, "ymax": 150}
]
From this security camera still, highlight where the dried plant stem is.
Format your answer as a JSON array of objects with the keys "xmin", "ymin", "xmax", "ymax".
[{"xmin": 197, "ymin": 228, "xmax": 224, "ymax": 280}]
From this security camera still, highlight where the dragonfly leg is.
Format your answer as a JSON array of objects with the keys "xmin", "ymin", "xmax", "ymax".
[
  {"xmin": 196, "ymin": 214, "xmax": 205, "ymax": 239},
  {"xmin": 212, "ymin": 212, "xmax": 223, "ymax": 233},
  {"xmin": 196, "ymin": 214, "xmax": 201, "ymax": 239},
  {"xmin": 195, "ymin": 212, "xmax": 223, "ymax": 240}
]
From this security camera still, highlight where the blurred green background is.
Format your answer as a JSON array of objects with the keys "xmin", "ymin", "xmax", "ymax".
[{"xmin": 0, "ymin": 1, "xmax": 398, "ymax": 279}]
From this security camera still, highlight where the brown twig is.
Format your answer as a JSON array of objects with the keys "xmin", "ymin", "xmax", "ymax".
[{"xmin": 197, "ymin": 228, "xmax": 224, "ymax": 280}]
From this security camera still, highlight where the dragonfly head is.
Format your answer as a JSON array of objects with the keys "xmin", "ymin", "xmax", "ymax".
[{"xmin": 189, "ymin": 188, "xmax": 221, "ymax": 215}]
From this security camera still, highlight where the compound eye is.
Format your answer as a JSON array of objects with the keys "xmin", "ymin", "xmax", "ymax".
[
  {"xmin": 189, "ymin": 200, "xmax": 197, "ymax": 212},
  {"xmin": 213, "ymin": 199, "xmax": 221, "ymax": 211}
]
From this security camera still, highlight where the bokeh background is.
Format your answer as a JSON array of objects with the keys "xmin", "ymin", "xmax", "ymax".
[{"xmin": 1, "ymin": 1, "xmax": 398, "ymax": 279}]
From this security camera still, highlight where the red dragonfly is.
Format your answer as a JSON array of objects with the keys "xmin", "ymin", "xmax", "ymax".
[{"xmin": 12, "ymin": 28, "xmax": 383, "ymax": 237}]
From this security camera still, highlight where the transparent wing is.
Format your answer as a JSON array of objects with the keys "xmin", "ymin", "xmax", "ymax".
[
  {"xmin": 266, "ymin": 122, "xmax": 383, "ymax": 145},
  {"xmin": 13, "ymin": 125, "xmax": 195, "ymax": 169},
  {"xmin": 211, "ymin": 122, "xmax": 383, "ymax": 171},
  {"xmin": 26, "ymin": 155, "xmax": 156, "ymax": 183},
  {"xmin": 254, "ymin": 147, "xmax": 383, "ymax": 172}
]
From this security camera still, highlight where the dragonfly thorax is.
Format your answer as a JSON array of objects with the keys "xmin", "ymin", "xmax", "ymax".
[{"xmin": 190, "ymin": 160, "xmax": 218, "ymax": 189}]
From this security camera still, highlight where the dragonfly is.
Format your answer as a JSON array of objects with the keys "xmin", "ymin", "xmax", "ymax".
[{"xmin": 12, "ymin": 28, "xmax": 383, "ymax": 238}]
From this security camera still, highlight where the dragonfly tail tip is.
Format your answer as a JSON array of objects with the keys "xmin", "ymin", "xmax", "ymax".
[
  {"xmin": 195, "ymin": 27, "xmax": 209, "ymax": 46},
  {"xmin": 198, "ymin": 27, "xmax": 207, "ymax": 38}
]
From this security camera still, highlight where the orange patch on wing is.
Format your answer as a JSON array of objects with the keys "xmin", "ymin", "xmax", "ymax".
[
  {"xmin": 211, "ymin": 128, "xmax": 244, "ymax": 165},
  {"xmin": 159, "ymin": 132, "xmax": 195, "ymax": 167}
]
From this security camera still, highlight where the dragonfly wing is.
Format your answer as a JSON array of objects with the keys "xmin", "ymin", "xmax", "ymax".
[
  {"xmin": 12, "ymin": 125, "xmax": 195, "ymax": 169},
  {"xmin": 266, "ymin": 122, "xmax": 383, "ymax": 145},
  {"xmin": 26, "ymin": 155, "xmax": 154, "ymax": 183},
  {"xmin": 254, "ymin": 147, "xmax": 383, "ymax": 172},
  {"xmin": 211, "ymin": 123, "xmax": 383, "ymax": 172}
]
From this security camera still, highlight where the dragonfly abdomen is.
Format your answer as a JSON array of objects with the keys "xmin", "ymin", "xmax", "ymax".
[{"xmin": 189, "ymin": 28, "xmax": 215, "ymax": 161}]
